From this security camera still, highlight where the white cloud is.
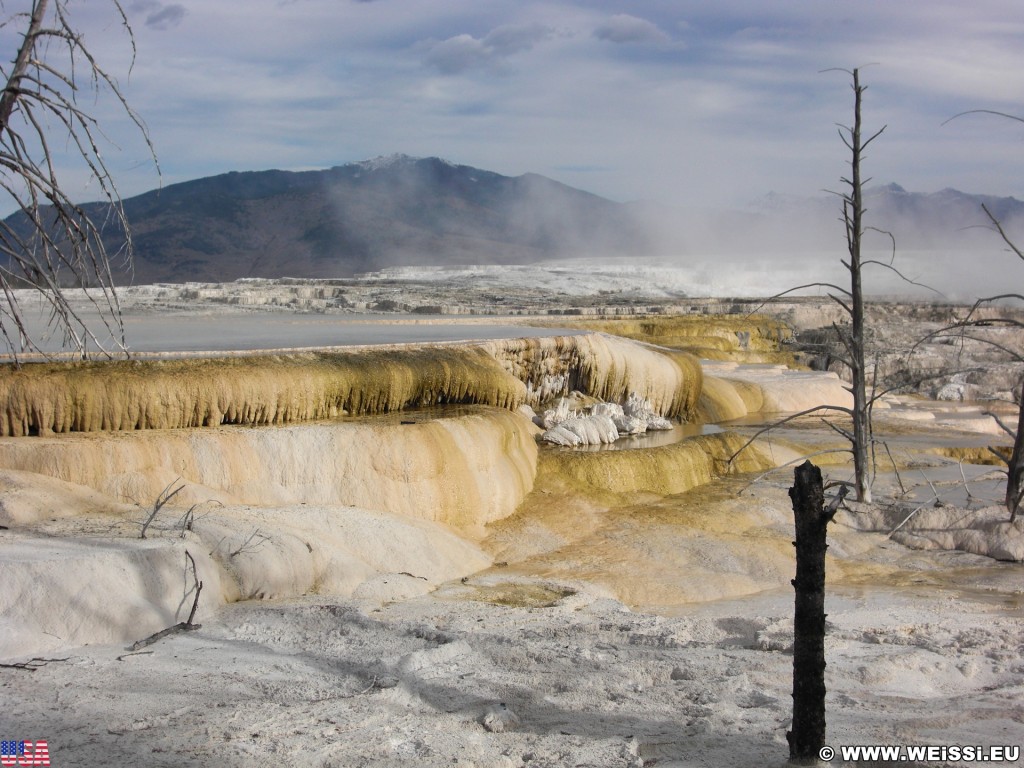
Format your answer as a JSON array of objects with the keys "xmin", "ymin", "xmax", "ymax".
[
  {"xmin": 593, "ymin": 14, "xmax": 670, "ymax": 44},
  {"xmin": 423, "ymin": 34, "xmax": 492, "ymax": 74},
  {"xmin": 45, "ymin": 0, "xmax": 1024, "ymax": 210},
  {"xmin": 487, "ymin": 22, "xmax": 555, "ymax": 55},
  {"xmin": 422, "ymin": 23, "xmax": 556, "ymax": 74}
]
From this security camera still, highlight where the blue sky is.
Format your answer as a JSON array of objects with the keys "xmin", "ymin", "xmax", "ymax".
[{"xmin": 34, "ymin": 0, "xmax": 1024, "ymax": 209}]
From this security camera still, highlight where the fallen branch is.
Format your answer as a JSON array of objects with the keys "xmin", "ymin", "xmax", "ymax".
[
  {"xmin": 116, "ymin": 650, "xmax": 154, "ymax": 662},
  {"xmin": 917, "ymin": 468, "xmax": 942, "ymax": 506},
  {"xmin": 129, "ymin": 551, "xmax": 203, "ymax": 651},
  {"xmin": 128, "ymin": 613, "xmax": 202, "ymax": 651},
  {"xmin": 880, "ymin": 440, "xmax": 907, "ymax": 496},
  {"xmin": 0, "ymin": 656, "xmax": 70, "ymax": 672},
  {"xmin": 958, "ymin": 461, "xmax": 975, "ymax": 505}
]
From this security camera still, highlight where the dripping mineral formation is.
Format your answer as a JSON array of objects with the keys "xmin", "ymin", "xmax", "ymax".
[
  {"xmin": 0, "ymin": 324, "xmax": 858, "ymax": 652},
  {"xmin": 0, "ymin": 304, "xmax": 1021, "ymax": 768}
]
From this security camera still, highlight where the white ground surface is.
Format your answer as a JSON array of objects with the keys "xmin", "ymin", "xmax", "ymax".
[{"xmin": 2, "ymin": 569, "xmax": 1021, "ymax": 767}]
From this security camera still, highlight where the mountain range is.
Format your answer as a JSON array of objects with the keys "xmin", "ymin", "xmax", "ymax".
[
  {"xmin": 7, "ymin": 155, "xmax": 1023, "ymax": 284},
  {"xmin": 73, "ymin": 154, "xmax": 650, "ymax": 284},
  {"xmin": 743, "ymin": 183, "xmax": 1024, "ymax": 249}
]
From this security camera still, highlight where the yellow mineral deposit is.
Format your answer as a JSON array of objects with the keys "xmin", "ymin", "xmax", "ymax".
[
  {"xmin": 533, "ymin": 313, "xmax": 796, "ymax": 362},
  {"xmin": 0, "ymin": 322, "xmax": 869, "ymax": 654},
  {"xmin": 0, "ymin": 347, "xmax": 525, "ymax": 436},
  {"xmin": 0, "ymin": 408, "xmax": 537, "ymax": 535},
  {"xmin": 542, "ymin": 432, "xmax": 772, "ymax": 497},
  {"xmin": 0, "ymin": 332, "xmax": 709, "ymax": 436},
  {"xmin": 696, "ymin": 375, "xmax": 756, "ymax": 423}
]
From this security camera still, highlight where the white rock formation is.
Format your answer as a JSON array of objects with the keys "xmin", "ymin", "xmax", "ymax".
[
  {"xmin": 541, "ymin": 397, "xmax": 577, "ymax": 430},
  {"xmin": 540, "ymin": 394, "xmax": 671, "ymax": 446},
  {"xmin": 541, "ymin": 415, "xmax": 619, "ymax": 446},
  {"xmin": 623, "ymin": 391, "xmax": 674, "ymax": 431},
  {"xmin": 591, "ymin": 402, "xmax": 643, "ymax": 435}
]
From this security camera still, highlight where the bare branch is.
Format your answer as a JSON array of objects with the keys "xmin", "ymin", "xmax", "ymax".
[
  {"xmin": 822, "ymin": 417, "xmax": 854, "ymax": 443},
  {"xmin": 727, "ymin": 404, "xmax": 855, "ymax": 466},
  {"xmin": 984, "ymin": 410, "xmax": 1019, "ymax": 440},
  {"xmin": 0, "ymin": 0, "xmax": 158, "ymax": 362},
  {"xmin": 742, "ymin": 283, "xmax": 852, "ymax": 322},
  {"xmin": 736, "ymin": 449, "xmax": 853, "ymax": 495},
  {"xmin": 861, "ymin": 125, "xmax": 887, "ymax": 151},
  {"xmin": 860, "ymin": 258, "xmax": 944, "ymax": 295},
  {"xmin": 941, "ymin": 109, "xmax": 1024, "ymax": 127},
  {"xmin": 140, "ymin": 479, "xmax": 186, "ymax": 539},
  {"xmin": 982, "ymin": 204, "xmax": 1024, "ymax": 264}
]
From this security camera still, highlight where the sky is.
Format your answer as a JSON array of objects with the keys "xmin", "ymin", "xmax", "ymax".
[{"xmin": 13, "ymin": 0, "xmax": 1024, "ymax": 211}]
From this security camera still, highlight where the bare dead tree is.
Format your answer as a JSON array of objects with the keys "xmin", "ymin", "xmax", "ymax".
[
  {"xmin": 140, "ymin": 478, "xmax": 186, "ymax": 539},
  {"xmin": 727, "ymin": 365, "xmax": 961, "ymax": 493},
  {"xmin": 994, "ymin": 398, "xmax": 1024, "ymax": 522},
  {"xmin": 178, "ymin": 498, "xmax": 221, "ymax": 538},
  {"xmin": 228, "ymin": 527, "xmax": 270, "ymax": 558},
  {"xmin": 732, "ymin": 68, "xmax": 913, "ymax": 503},
  {"xmin": 928, "ymin": 109, "xmax": 1024, "ymax": 521},
  {"xmin": 0, "ymin": 0, "xmax": 157, "ymax": 362},
  {"xmin": 977, "ymin": 206, "xmax": 1024, "ymax": 522},
  {"xmin": 916, "ymin": 204, "xmax": 1024, "ymax": 521},
  {"xmin": 911, "ymin": 308, "xmax": 1022, "ymax": 521},
  {"xmin": 825, "ymin": 67, "xmax": 886, "ymax": 503}
]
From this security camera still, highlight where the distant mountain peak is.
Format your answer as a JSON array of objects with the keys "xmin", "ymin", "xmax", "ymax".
[
  {"xmin": 869, "ymin": 182, "xmax": 908, "ymax": 195},
  {"xmin": 353, "ymin": 153, "xmax": 419, "ymax": 171},
  {"xmin": 351, "ymin": 154, "xmax": 460, "ymax": 173}
]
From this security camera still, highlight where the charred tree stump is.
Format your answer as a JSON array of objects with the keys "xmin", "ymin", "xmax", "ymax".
[
  {"xmin": 1006, "ymin": 391, "xmax": 1024, "ymax": 523},
  {"xmin": 787, "ymin": 461, "xmax": 847, "ymax": 764}
]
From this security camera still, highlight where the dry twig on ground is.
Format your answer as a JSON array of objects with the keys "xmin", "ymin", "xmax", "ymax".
[{"xmin": 0, "ymin": 656, "xmax": 70, "ymax": 672}]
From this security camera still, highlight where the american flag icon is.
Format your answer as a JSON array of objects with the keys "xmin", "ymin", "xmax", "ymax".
[{"xmin": 0, "ymin": 741, "xmax": 50, "ymax": 766}]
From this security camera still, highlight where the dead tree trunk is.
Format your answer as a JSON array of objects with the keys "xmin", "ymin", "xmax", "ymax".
[
  {"xmin": 1007, "ymin": 388, "xmax": 1024, "ymax": 522},
  {"xmin": 787, "ymin": 461, "xmax": 846, "ymax": 763},
  {"xmin": 843, "ymin": 68, "xmax": 874, "ymax": 504}
]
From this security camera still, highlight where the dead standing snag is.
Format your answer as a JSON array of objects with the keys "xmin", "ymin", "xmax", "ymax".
[
  {"xmin": 731, "ymin": 68, "xmax": 917, "ymax": 504},
  {"xmin": 787, "ymin": 460, "xmax": 848, "ymax": 764}
]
